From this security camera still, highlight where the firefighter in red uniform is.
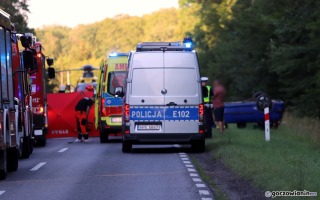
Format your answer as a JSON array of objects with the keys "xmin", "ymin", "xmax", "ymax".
[{"xmin": 74, "ymin": 96, "xmax": 94, "ymax": 142}]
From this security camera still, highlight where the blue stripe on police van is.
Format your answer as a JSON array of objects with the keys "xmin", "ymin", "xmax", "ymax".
[{"xmin": 130, "ymin": 106, "xmax": 199, "ymax": 121}]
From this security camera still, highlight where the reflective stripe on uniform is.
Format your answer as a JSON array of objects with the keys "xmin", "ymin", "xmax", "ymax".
[{"xmin": 203, "ymin": 85, "xmax": 211, "ymax": 103}]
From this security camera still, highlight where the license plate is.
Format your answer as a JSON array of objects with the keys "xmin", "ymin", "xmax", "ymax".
[
  {"xmin": 137, "ymin": 125, "xmax": 161, "ymax": 130},
  {"xmin": 111, "ymin": 117, "xmax": 122, "ymax": 123},
  {"xmin": 34, "ymin": 130, "xmax": 43, "ymax": 136}
]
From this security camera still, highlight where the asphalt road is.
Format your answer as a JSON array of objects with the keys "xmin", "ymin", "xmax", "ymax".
[{"xmin": 0, "ymin": 138, "xmax": 214, "ymax": 200}]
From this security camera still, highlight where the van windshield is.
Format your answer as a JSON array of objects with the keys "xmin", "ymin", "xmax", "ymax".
[{"xmin": 107, "ymin": 71, "xmax": 126, "ymax": 95}]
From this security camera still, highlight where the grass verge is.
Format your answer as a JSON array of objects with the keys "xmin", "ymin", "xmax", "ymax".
[{"xmin": 203, "ymin": 118, "xmax": 320, "ymax": 198}]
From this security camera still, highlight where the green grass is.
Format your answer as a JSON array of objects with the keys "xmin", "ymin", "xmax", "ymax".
[{"xmin": 205, "ymin": 119, "xmax": 320, "ymax": 196}]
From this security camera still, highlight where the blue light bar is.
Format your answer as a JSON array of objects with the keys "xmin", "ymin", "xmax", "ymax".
[
  {"xmin": 109, "ymin": 52, "xmax": 118, "ymax": 57},
  {"xmin": 184, "ymin": 42, "xmax": 192, "ymax": 48},
  {"xmin": 183, "ymin": 37, "xmax": 193, "ymax": 51}
]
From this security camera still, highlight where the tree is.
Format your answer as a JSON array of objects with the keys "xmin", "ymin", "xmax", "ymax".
[{"xmin": 0, "ymin": 0, "xmax": 33, "ymax": 33}]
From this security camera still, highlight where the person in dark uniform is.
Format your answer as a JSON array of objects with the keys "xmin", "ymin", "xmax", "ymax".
[
  {"xmin": 201, "ymin": 77, "xmax": 214, "ymax": 138},
  {"xmin": 74, "ymin": 96, "xmax": 94, "ymax": 142}
]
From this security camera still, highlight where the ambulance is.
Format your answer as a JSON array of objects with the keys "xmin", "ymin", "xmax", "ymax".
[
  {"xmin": 95, "ymin": 52, "xmax": 128, "ymax": 143},
  {"xmin": 120, "ymin": 39, "xmax": 205, "ymax": 153}
]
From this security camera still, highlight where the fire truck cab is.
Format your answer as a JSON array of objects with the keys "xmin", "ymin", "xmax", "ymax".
[{"xmin": 25, "ymin": 33, "xmax": 54, "ymax": 146}]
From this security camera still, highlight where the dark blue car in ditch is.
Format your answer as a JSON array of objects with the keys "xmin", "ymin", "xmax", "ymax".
[{"xmin": 224, "ymin": 93, "xmax": 284, "ymax": 128}]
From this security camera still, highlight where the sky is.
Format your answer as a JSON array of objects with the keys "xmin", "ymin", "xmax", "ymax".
[{"xmin": 28, "ymin": 0, "xmax": 179, "ymax": 28}]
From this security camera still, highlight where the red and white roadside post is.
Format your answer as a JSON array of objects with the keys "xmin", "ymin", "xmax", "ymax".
[{"xmin": 264, "ymin": 107, "xmax": 270, "ymax": 141}]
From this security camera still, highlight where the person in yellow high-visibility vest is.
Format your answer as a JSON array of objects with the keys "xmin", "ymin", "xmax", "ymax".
[{"xmin": 201, "ymin": 77, "xmax": 214, "ymax": 138}]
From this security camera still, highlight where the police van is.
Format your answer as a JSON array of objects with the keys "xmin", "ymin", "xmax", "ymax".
[{"xmin": 118, "ymin": 39, "xmax": 205, "ymax": 152}]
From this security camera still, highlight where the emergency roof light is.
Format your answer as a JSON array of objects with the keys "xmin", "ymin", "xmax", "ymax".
[
  {"xmin": 136, "ymin": 38, "xmax": 194, "ymax": 52},
  {"xmin": 183, "ymin": 37, "xmax": 193, "ymax": 51},
  {"xmin": 109, "ymin": 52, "xmax": 129, "ymax": 57}
]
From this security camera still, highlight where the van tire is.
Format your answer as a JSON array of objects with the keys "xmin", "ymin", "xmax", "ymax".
[
  {"xmin": 192, "ymin": 140, "xmax": 205, "ymax": 153},
  {"xmin": 7, "ymin": 148, "xmax": 19, "ymax": 172},
  {"xmin": 122, "ymin": 141, "xmax": 132, "ymax": 153}
]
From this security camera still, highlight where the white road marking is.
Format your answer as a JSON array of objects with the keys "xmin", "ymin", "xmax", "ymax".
[
  {"xmin": 0, "ymin": 191, "xmax": 5, "ymax": 196},
  {"xmin": 179, "ymin": 152, "xmax": 186, "ymax": 155},
  {"xmin": 190, "ymin": 173, "xmax": 198, "ymax": 177},
  {"xmin": 199, "ymin": 190, "xmax": 210, "ymax": 195},
  {"xmin": 58, "ymin": 148, "xmax": 68, "ymax": 153},
  {"xmin": 183, "ymin": 161, "xmax": 191, "ymax": 164},
  {"xmin": 192, "ymin": 178, "xmax": 202, "ymax": 182},
  {"xmin": 196, "ymin": 183, "xmax": 206, "ymax": 188},
  {"xmin": 30, "ymin": 162, "xmax": 47, "ymax": 171},
  {"xmin": 187, "ymin": 168, "xmax": 196, "ymax": 172},
  {"xmin": 186, "ymin": 164, "xmax": 194, "ymax": 168},
  {"xmin": 180, "ymin": 154, "xmax": 188, "ymax": 157},
  {"xmin": 201, "ymin": 198, "xmax": 213, "ymax": 200},
  {"xmin": 181, "ymin": 158, "xmax": 189, "ymax": 160}
]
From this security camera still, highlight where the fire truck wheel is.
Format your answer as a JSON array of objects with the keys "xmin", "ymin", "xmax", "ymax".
[
  {"xmin": 0, "ymin": 150, "xmax": 7, "ymax": 180},
  {"xmin": 29, "ymin": 138, "xmax": 34, "ymax": 154},
  {"xmin": 21, "ymin": 137, "xmax": 31, "ymax": 159},
  {"xmin": 7, "ymin": 147, "xmax": 19, "ymax": 172},
  {"xmin": 100, "ymin": 128, "xmax": 109, "ymax": 143},
  {"xmin": 36, "ymin": 138, "xmax": 46, "ymax": 147}
]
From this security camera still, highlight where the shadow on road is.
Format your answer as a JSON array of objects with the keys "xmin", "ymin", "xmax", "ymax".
[{"xmin": 131, "ymin": 145, "xmax": 194, "ymax": 154}]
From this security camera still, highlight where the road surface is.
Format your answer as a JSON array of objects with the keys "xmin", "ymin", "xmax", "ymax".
[{"xmin": 0, "ymin": 138, "xmax": 214, "ymax": 200}]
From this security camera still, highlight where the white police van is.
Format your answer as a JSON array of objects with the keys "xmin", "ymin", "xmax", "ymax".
[{"xmin": 118, "ymin": 38, "xmax": 205, "ymax": 152}]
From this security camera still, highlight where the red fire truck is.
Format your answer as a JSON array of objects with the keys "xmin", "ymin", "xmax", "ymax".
[
  {"xmin": 0, "ymin": 9, "xmax": 22, "ymax": 180},
  {"xmin": 26, "ymin": 33, "xmax": 54, "ymax": 146},
  {"xmin": 12, "ymin": 32, "xmax": 38, "ymax": 158}
]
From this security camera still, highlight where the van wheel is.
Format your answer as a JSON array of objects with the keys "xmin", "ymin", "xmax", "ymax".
[
  {"xmin": 0, "ymin": 150, "xmax": 7, "ymax": 180},
  {"xmin": 7, "ymin": 148, "xmax": 19, "ymax": 172},
  {"xmin": 21, "ymin": 137, "xmax": 30, "ymax": 158},
  {"xmin": 192, "ymin": 140, "xmax": 205, "ymax": 153},
  {"xmin": 122, "ymin": 141, "xmax": 132, "ymax": 153},
  {"xmin": 100, "ymin": 129, "xmax": 109, "ymax": 143}
]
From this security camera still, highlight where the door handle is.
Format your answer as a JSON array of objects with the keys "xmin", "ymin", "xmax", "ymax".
[
  {"xmin": 166, "ymin": 102, "xmax": 177, "ymax": 106},
  {"xmin": 161, "ymin": 89, "xmax": 167, "ymax": 95}
]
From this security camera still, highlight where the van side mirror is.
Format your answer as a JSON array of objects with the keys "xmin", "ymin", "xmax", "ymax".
[
  {"xmin": 22, "ymin": 50, "xmax": 37, "ymax": 72},
  {"xmin": 46, "ymin": 58, "xmax": 54, "ymax": 66},
  {"xmin": 115, "ymin": 86, "xmax": 124, "ymax": 98},
  {"xmin": 48, "ymin": 67, "xmax": 55, "ymax": 79}
]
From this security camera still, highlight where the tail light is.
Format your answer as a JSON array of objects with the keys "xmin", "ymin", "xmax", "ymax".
[
  {"xmin": 199, "ymin": 104, "xmax": 204, "ymax": 122},
  {"xmin": 33, "ymin": 106, "xmax": 44, "ymax": 114},
  {"xmin": 101, "ymin": 98, "xmax": 107, "ymax": 116},
  {"xmin": 125, "ymin": 104, "xmax": 130, "ymax": 122},
  {"xmin": 0, "ymin": 122, "xmax": 3, "ymax": 135}
]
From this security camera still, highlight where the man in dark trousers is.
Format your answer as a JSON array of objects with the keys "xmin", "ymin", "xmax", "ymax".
[
  {"xmin": 75, "ymin": 96, "xmax": 94, "ymax": 142},
  {"xmin": 201, "ymin": 77, "xmax": 214, "ymax": 138}
]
